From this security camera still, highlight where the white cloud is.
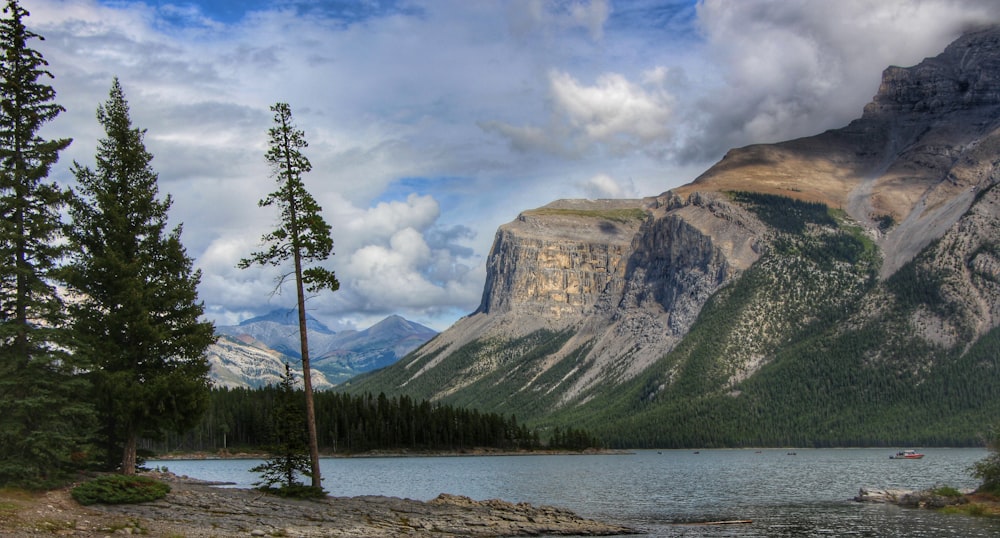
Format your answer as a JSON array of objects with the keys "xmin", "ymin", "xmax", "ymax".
[
  {"xmin": 578, "ymin": 173, "xmax": 636, "ymax": 199},
  {"xmin": 483, "ymin": 67, "xmax": 675, "ymax": 158},
  {"xmin": 341, "ymin": 227, "xmax": 482, "ymax": 315},
  {"xmin": 343, "ymin": 194, "xmax": 441, "ymax": 247},
  {"xmin": 550, "ymin": 69, "xmax": 673, "ymax": 144}
]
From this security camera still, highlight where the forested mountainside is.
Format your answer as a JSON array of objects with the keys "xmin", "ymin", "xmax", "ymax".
[{"xmin": 344, "ymin": 26, "xmax": 1000, "ymax": 447}]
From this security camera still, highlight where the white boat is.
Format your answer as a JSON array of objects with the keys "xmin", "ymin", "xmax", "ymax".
[{"xmin": 889, "ymin": 450, "xmax": 924, "ymax": 459}]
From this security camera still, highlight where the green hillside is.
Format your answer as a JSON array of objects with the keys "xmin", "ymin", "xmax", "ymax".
[{"xmin": 549, "ymin": 193, "xmax": 1000, "ymax": 447}]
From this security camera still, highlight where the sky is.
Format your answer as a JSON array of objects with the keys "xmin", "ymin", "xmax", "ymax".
[{"xmin": 22, "ymin": 0, "xmax": 1000, "ymax": 332}]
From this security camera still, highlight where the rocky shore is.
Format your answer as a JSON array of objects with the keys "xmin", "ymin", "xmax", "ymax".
[
  {"xmin": 2, "ymin": 472, "xmax": 636, "ymax": 537},
  {"xmin": 854, "ymin": 487, "xmax": 972, "ymax": 509}
]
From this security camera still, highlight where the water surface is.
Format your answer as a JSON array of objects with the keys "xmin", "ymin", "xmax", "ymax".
[{"xmin": 151, "ymin": 448, "xmax": 1000, "ymax": 537}]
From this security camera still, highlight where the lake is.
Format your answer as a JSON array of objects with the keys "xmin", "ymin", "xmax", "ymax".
[{"xmin": 150, "ymin": 448, "xmax": 1000, "ymax": 537}]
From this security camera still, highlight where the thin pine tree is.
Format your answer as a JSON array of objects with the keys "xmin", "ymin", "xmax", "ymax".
[{"xmin": 239, "ymin": 102, "xmax": 339, "ymax": 489}]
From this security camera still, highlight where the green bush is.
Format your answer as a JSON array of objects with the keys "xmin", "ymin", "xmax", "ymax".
[
  {"xmin": 931, "ymin": 485, "xmax": 962, "ymax": 498},
  {"xmin": 971, "ymin": 424, "xmax": 1000, "ymax": 495},
  {"xmin": 257, "ymin": 484, "xmax": 326, "ymax": 499},
  {"xmin": 71, "ymin": 474, "xmax": 170, "ymax": 505}
]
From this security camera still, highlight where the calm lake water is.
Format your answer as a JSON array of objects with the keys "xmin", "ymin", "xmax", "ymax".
[{"xmin": 150, "ymin": 448, "xmax": 1000, "ymax": 537}]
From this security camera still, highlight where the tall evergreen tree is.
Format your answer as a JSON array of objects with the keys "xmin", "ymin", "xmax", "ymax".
[
  {"xmin": 239, "ymin": 102, "xmax": 339, "ymax": 489},
  {"xmin": 63, "ymin": 78, "xmax": 215, "ymax": 474},
  {"xmin": 0, "ymin": 0, "xmax": 91, "ymax": 485}
]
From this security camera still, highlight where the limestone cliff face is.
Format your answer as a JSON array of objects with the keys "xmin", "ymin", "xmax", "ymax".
[
  {"xmin": 392, "ymin": 193, "xmax": 765, "ymax": 404},
  {"xmin": 351, "ymin": 27, "xmax": 1000, "ymax": 425},
  {"xmin": 476, "ymin": 199, "xmax": 643, "ymax": 320}
]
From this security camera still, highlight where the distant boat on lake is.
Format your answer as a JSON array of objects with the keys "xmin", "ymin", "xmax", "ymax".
[{"xmin": 890, "ymin": 450, "xmax": 925, "ymax": 459}]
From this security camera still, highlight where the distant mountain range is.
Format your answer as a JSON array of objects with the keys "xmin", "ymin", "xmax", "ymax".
[{"xmin": 206, "ymin": 310, "xmax": 437, "ymax": 389}]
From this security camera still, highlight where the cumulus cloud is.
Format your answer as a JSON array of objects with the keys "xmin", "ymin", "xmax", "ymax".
[
  {"xmin": 193, "ymin": 189, "xmax": 482, "ymax": 330},
  {"xmin": 343, "ymin": 194, "xmax": 441, "ymax": 248},
  {"xmin": 483, "ymin": 67, "xmax": 675, "ymax": 158},
  {"xmin": 334, "ymin": 195, "xmax": 481, "ymax": 314},
  {"xmin": 551, "ymin": 69, "xmax": 673, "ymax": 144},
  {"xmin": 337, "ymin": 225, "xmax": 482, "ymax": 320},
  {"xmin": 578, "ymin": 173, "xmax": 636, "ymax": 199}
]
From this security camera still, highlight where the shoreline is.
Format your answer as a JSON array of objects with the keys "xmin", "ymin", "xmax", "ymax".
[
  {"xmin": 149, "ymin": 446, "xmax": 632, "ymax": 460},
  {"xmin": 855, "ymin": 487, "xmax": 1000, "ymax": 517},
  {"xmin": 0, "ymin": 471, "xmax": 636, "ymax": 537}
]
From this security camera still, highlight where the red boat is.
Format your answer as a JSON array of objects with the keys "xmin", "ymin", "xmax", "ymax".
[{"xmin": 890, "ymin": 450, "xmax": 925, "ymax": 459}]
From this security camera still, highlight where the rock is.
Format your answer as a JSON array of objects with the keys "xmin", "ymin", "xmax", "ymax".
[
  {"xmin": 855, "ymin": 487, "xmax": 970, "ymax": 509},
  {"xmin": 854, "ymin": 487, "xmax": 909, "ymax": 503}
]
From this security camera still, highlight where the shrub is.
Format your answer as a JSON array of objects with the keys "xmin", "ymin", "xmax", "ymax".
[
  {"xmin": 71, "ymin": 474, "xmax": 170, "ymax": 505},
  {"xmin": 931, "ymin": 485, "xmax": 962, "ymax": 498},
  {"xmin": 971, "ymin": 424, "xmax": 1000, "ymax": 495},
  {"xmin": 257, "ymin": 484, "xmax": 326, "ymax": 499}
]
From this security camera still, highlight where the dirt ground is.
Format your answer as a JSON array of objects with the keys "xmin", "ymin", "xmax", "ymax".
[{"xmin": 0, "ymin": 485, "xmax": 168, "ymax": 536}]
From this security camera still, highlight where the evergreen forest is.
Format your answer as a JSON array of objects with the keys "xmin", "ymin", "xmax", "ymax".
[{"xmin": 140, "ymin": 387, "xmax": 600, "ymax": 455}]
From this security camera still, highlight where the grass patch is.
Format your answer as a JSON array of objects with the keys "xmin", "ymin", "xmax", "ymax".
[
  {"xmin": 523, "ymin": 207, "xmax": 648, "ymax": 223},
  {"xmin": 941, "ymin": 503, "xmax": 998, "ymax": 517},
  {"xmin": 71, "ymin": 474, "xmax": 170, "ymax": 505}
]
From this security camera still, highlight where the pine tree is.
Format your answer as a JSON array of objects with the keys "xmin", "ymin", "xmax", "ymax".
[
  {"xmin": 0, "ymin": 0, "xmax": 92, "ymax": 485},
  {"xmin": 250, "ymin": 363, "xmax": 317, "ymax": 495},
  {"xmin": 239, "ymin": 102, "xmax": 339, "ymax": 489},
  {"xmin": 63, "ymin": 78, "xmax": 215, "ymax": 474}
]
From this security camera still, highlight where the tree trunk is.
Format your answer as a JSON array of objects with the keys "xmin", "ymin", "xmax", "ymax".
[
  {"xmin": 121, "ymin": 426, "xmax": 137, "ymax": 475},
  {"xmin": 294, "ymin": 253, "xmax": 322, "ymax": 489}
]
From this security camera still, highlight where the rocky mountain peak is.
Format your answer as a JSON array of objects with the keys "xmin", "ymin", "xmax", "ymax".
[
  {"xmin": 864, "ymin": 25, "xmax": 1000, "ymax": 118},
  {"xmin": 239, "ymin": 308, "xmax": 334, "ymax": 334}
]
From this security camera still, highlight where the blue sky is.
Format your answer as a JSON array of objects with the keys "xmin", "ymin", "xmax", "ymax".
[{"xmin": 25, "ymin": 0, "xmax": 1000, "ymax": 331}]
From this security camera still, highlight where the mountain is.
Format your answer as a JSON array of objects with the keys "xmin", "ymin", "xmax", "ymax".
[
  {"xmin": 212, "ymin": 310, "xmax": 437, "ymax": 387},
  {"xmin": 313, "ymin": 315, "xmax": 439, "ymax": 384},
  {"xmin": 239, "ymin": 309, "xmax": 335, "ymax": 335},
  {"xmin": 344, "ymin": 27, "xmax": 1000, "ymax": 447},
  {"xmin": 205, "ymin": 334, "xmax": 334, "ymax": 390},
  {"xmin": 216, "ymin": 309, "xmax": 339, "ymax": 359}
]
